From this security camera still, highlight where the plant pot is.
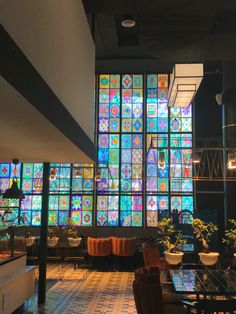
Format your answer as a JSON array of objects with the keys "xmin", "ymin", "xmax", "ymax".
[
  {"xmin": 68, "ymin": 237, "xmax": 82, "ymax": 247},
  {"xmin": 26, "ymin": 236, "xmax": 35, "ymax": 247},
  {"xmin": 198, "ymin": 252, "xmax": 219, "ymax": 266},
  {"xmin": 164, "ymin": 252, "xmax": 184, "ymax": 265},
  {"xmin": 47, "ymin": 237, "xmax": 59, "ymax": 247}
]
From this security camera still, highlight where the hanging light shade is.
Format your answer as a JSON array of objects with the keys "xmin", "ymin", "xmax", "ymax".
[
  {"xmin": 3, "ymin": 179, "xmax": 25, "ymax": 200},
  {"xmin": 168, "ymin": 64, "xmax": 203, "ymax": 107},
  {"xmin": 228, "ymin": 152, "xmax": 236, "ymax": 169}
]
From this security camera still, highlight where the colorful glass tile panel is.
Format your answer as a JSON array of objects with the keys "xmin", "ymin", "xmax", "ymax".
[
  {"xmin": 119, "ymin": 195, "xmax": 142, "ymax": 227},
  {"xmin": 96, "ymin": 195, "xmax": 119, "ymax": 226}
]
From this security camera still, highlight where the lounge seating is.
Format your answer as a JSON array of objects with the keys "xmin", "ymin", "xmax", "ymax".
[
  {"xmin": 87, "ymin": 237, "xmax": 112, "ymax": 269},
  {"xmin": 87, "ymin": 237, "xmax": 112, "ymax": 256},
  {"xmin": 142, "ymin": 241, "xmax": 165, "ymax": 270},
  {"xmin": 112, "ymin": 237, "xmax": 136, "ymax": 270},
  {"xmin": 112, "ymin": 237, "xmax": 136, "ymax": 256},
  {"xmin": 133, "ymin": 266, "xmax": 187, "ymax": 314}
]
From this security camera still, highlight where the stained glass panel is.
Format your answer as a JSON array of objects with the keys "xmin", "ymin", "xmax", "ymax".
[
  {"xmin": 121, "ymin": 134, "xmax": 142, "ymax": 193},
  {"xmin": 170, "ymin": 105, "xmax": 192, "ymax": 132},
  {"xmin": 49, "ymin": 165, "xmax": 70, "ymax": 194},
  {"xmin": 170, "ymin": 196, "xmax": 193, "ymax": 224},
  {"xmin": 120, "ymin": 195, "xmax": 142, "ymax": 227},
  {"xmin": 22, "ymin": 163, "xmax": 43, "ymax": 194},
  {"xmin": 97, "ymin": 195, "xmax": 119, "ymax": 226},
  {"xmin": 99, "ymin": 74, "xmax": 120, "ymax": 133},
  {"xmin": 71, "ymin": 164, "xmax": 94, "ymax": 193},
  {"xmin": 122, "ymin": 74, "xmax": 143, "ymax": 133},
  {"xmin": 146, "ymin": 195, "xmax": 169, "ymax": 227}
]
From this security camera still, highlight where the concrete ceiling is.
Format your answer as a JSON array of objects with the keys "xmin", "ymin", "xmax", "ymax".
[
  {"xmin": 83, "ymin": 0, "xmax": 236, "ymax": 72},
  {"xmin": 0, "ymin": 77, "xmax": 94, "ymax": 163}
]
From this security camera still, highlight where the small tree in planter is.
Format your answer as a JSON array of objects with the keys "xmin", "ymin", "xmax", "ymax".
[
  {"xmin": 67, "ymin": 218, "xmax": 81, "ymax": 247},
  {"xmin": 223, "ymin": 219, "xmax": 236, "ymax": 256},
  {"xmin": 157, "ymin": 218, "xmax": 186, "ymax": 265},
  {"xmin": 47, "ymin": 227, "xmax": 59, "ymax": 247},
  {"xmin": 191, "ymin": 218, "xmax": 218, "ymax": 265}
]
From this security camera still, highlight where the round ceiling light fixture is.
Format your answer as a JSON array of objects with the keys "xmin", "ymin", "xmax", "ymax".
[{"xmin": 121, "ymin": 16, "xmax": 136, "ymax": 28}]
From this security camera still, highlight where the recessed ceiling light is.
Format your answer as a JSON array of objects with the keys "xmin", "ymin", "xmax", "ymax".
[{"xmin": 121, "ymin": 17, "xmax": 136, "ymax": 28}]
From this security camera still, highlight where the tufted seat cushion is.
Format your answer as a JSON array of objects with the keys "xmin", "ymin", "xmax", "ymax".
[
  {"xmin": 87, "ymin": 237, "xmax": 112, "ymax": 256},
  {"xmin": 112, "ymin": 237, "xmax": 136, "ymax": 256}
]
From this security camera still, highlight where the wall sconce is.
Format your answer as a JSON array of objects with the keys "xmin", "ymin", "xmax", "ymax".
[
  {"xmin": 168, "ymin": 63, "xmax": 203, "ymax": 107},
  {"xmin": 228, "ymin": 152, "xmax": 236, "ymax": 170}
]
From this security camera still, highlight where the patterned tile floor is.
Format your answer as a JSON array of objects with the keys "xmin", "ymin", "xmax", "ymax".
[{"xmin": 23, "ymin": 264, "xmax": 136, "ymax": 314}]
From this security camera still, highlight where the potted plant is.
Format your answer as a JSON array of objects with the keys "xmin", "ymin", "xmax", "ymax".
[
  {"xmin": 47, "ymin": 227, "xmax": 59, "ymax": 247},
  {"xmin": 191, "ymin": 218, "xmax": 218, "ymax": 265},
  {"xmin": 223, "ymin": 219, "xmax": 236, "ymax": 258},
  {"xmin": 67, "ymin": 218, "xmax": 82, "ymax": 247},
  {"xmin": 157, "ymin": 218, "xmax": 186, "ymax": 265}
]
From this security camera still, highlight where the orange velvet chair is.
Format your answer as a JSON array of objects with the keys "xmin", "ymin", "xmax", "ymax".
[
  {"xmin": 87, "ymin": 237, "xmax": 112, "ymax": 256},
  {"xmin": 112, "ymin": 237, "xmax": 136, "ymax": 256},
  {"xmin": 142, "ymin": 242, "xmax": 165, "ymax": 270},
  {"xmin": 87, "ymin": 237, "xmax": 112, "ymax": 269},
  {"xmin": 112, "ymin": 237, "xmax": 136, "ymax": 270}
]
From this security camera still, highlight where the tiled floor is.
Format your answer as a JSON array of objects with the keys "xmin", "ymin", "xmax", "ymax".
[{"xmin": 23, "ymin": 264, "xmax": 136, "ymax": 314}]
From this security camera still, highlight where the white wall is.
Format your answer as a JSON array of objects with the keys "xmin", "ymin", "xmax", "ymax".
[{"xmin": 0, "ymin": 0, "xmax": 95, "ymax": 142}]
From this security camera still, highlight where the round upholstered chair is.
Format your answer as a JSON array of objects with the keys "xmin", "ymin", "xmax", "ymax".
[
  {"xmin": 87, "ymin": 237, "xmax": 112, "ymax": 270},
  {"xmin": 112, "ymin": 237, "xmax": 136, "ymax": 256},
  {"xmin": 112, "ymin": 237, "xmax": 137, "ymax": 270},
  {"xmin": 87, "ymin": 237, "xmax": 112, "ymax": 256}
]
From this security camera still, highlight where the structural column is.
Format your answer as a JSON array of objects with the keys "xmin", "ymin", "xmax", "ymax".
[
  {"xmin": 38, "ymin": 162, "xmax": 50, "ymax": 304},
  {"xmin": 222, "ymin": 62, "xmax": 236, "ymax": 221}
]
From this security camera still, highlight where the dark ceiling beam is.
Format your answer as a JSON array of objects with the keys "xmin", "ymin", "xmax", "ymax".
[
  {"xmin": 0, "ymin": 25, "xmax": 96, "ymax": 162},
  {"xmin": 96, "ymin": 58, "xmax": 174, "ymax": 73},
  {"xmin": 83, "ymin": 0, "xmax": 223, "ymax": 15},
  {"xmin": 96, "ymin": 58, "xmax": 222, "ymax": 74}
]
